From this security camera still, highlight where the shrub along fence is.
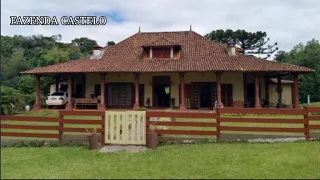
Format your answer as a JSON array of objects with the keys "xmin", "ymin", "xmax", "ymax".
[{"xmin": 1, "ymin": 107, "xmax": 320, "ymax": 144}]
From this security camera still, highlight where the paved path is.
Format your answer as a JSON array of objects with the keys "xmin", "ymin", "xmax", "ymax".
[{"xmin": 99, "ymin": 145, "xmax": 147, "ymax": 153}]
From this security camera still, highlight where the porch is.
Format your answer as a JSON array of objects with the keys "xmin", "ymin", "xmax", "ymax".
[{"xmin": 33, "ymin": 71, "xmax": 301, "ymax": 111}]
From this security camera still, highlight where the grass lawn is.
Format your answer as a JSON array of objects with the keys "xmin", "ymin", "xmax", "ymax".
[{"xmin": 1, "ymin": 142, "xmax": 320, "ymax": 179}]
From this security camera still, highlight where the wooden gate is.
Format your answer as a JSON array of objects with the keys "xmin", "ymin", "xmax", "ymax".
[{"xmin": 105, "ymin": 111, "xmax": 146, "ymax": 145}]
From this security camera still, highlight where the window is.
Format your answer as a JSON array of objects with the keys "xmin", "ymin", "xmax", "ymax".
[
  {"xmin": 60, "ymin": 84, "xmax": 68, "ymax": 92},
  {"xmin": 51, "ymin": 92, "xmax": 65, "ymax": 96},
  {"xmin": 107, "ymin": 83, "xmax": 133, "ymax": 107},
  {"xmin": 152, "ymin": 47, "xmax": 171, "ymax": 58}
]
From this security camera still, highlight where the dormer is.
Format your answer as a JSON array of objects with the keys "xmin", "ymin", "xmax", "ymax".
[{"xmin": 142, "ymin": 38, "xmax": 182, "ymax": 60}]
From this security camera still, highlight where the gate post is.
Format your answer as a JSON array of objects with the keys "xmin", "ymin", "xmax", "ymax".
[
  {"xmin": 146, "ymin": 116, "xmax": 150, "ymax": 145},
  {"xmin": 101, "ymin": 112, "xmax": 106, "ymax": 145},
  {"xmin": 304, "ymin": 107, "xmax": 310, "ymax": 141},
  {"xmin": 216, "ymin": 108, "xmax": 221, "ymax": 141},
  {"xmin": 59, "ymin": 111, "xmax": 64, "ymax": 145}
]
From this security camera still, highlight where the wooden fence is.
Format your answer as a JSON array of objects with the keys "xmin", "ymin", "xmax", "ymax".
[
  {"xmin": 1, "ymin": 115, "xmax": 60, "ymax": 139},
  {"xmin": 146, "ymin": 111, "xmax": 219, "ymax": 138},
  {"xmin": 1, "ymin": 107, "xmax": 320, "ymax": 144},
  {"xmin": 146, "ymin": 107, "xmax": 320, "ymax": 141},
  {"xmin": 1, "ymin": 111, "xmax": 105, "ymax": 145},
  {"xmin": 59, "ymin": 111, "xmax": 105, "ymax": 145}
]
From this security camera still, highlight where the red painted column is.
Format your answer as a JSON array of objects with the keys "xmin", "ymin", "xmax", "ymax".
[
  {"xmin": 133, "ymin": 73, "xmax": 140, "ymax": 108},
  {"xmin": 99, "ymin": 73, "xmax": 106, "ymax": 111},
  {"xmin": 265, "ymin": 77, "xmax": 269, "ymax": 104},
  {"xmin": 216, "ymin": 72, "xmax": 222, "ymax": 108},
  {"xmin": 277, "ymin": 76, "xmax": 282, "ymax": 107},
  {"xmin": 291, "ymin": 83, "xmax": 295, "ymax": 107},
  {"xmin": 33, "ymin": 75, "xmax": 41, "ymax": 110},
  {"xmin": 65, "ymin": 75, "xmax": 73, "ymax": 110},
  {"xmin": 55, "ymin": 75, "xmax": 59, "ymax": 92},
  {"xmin": 179, "ymin": 72, "xmax": 186, "ymax": 110},
  {"xmin": 254, "ymin": 75, "xmax": 261, "ymax": 108},
  {"xmin": 243, "ymin": 73, "xmax": 248, "ymax": 107},
  {"xmin": 293, "ymin": 73, "xmax": 300, "ymax": 109}
]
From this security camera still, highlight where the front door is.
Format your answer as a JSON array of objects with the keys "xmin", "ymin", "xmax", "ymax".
[
  {"xmin": 200, "ymin": 84, "xmax": 212, "ymax": 108},
  {"xmin": 153, "ymin": 76, "xmax": 170, "ymax": 107}
]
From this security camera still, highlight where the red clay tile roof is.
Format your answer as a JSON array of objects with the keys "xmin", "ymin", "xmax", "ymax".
[
  {"xmin": 23, "ymin": 31, "xmax": 313, "ymax": 74},
  {"xmin": 142, "ymin": 37, "xmax": 180, "ymax": 47}
]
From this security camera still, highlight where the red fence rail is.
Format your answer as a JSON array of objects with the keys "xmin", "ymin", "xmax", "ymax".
[
  {"xmin": 146, "ymin": 107, "xmax": 320, "ymax": 141},
  {"xmin": 146, "ymin": 111, "xmax": 219, "ymax": 138},
  {"xmin": 1, "ymin": 115, "xmax": 60, "ymax": 139},
  {"xmin": 1, "ymin": 111, "xmax": 105, "ymax": 145},
  {"xmin": 1, "ymin": 107, "xmax": 320, "ymax": 144},
  {"xmin": 306, "ymin": 106, "xmax": 320, "ymax": 133}
]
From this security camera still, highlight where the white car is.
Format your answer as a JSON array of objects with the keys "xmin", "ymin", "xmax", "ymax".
[{"xmin": 46, "ymin": 91, "xmax": 68, "ymax": 109}]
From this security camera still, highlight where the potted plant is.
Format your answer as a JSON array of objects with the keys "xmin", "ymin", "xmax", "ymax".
[
  {"xmin": 86, "ymin": 128, "xmax": 98, "ymax": 150},
  {"xmin": 146, "ymin": 98, "xmax": 151, "ymax": 107},
  {"xmin": 146, "ymin": 123, "xmax": 158, "ymax": 149},
  {"xmin": 171, "ymin": 98, "xmax": 175, "ymax": 108}
]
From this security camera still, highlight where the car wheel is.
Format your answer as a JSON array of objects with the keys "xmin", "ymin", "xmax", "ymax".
[
  {"xmin": 61, "ymin": 104, "xmax": 66, "ymax": 109},
  {"xmin": 48, "ymin": 106, "xmax": 52, "ymax": 109}
]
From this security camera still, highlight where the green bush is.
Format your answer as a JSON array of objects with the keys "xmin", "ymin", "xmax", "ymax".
[
  {"xmin": 28, "ymin": 141, "xmax": 45, "ymax": 147},
  {"xmin": 1, "ymin": 86, "xmax": 28, "ymax": 115}
]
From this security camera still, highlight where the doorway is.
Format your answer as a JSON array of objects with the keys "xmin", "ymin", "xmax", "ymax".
[
  {"xmin": 153, "ymin": 76, "xmax": 170, "ymax": 107},
  {"xmin": 247, "ymin": 83, "xmax": 261, "ymax": 107},
  {"xmin": 200, "ymin": 84, "xmax": 212, "ymax": 108}
]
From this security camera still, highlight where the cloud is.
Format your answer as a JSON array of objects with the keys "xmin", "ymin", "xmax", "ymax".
[{"xmin": 1, "ymin": 0, "xmax": 320, "ymax": 51}]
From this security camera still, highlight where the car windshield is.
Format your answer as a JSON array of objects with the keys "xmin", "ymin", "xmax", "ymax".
[{"xmin": 51, "ymin": 92, "xmax": 65, "ymax": 96}]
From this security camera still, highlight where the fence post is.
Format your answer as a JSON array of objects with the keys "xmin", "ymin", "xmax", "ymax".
[
  {"xmin": 101, "ymin": 113, "xmax": 105, "ymax": 146},
  {"xmin": 59, "ymin": 111, "xmax": 63, "ymax": 145},
  {"xmin": 304, "ymin": 107, "xmax": 310, "ymax": 141},
  {"xmin": 146, "ymin": 116, "xmax": 150, "ymax": 145},
  {"xmin": 216, "ymin": 108, "xmax": 221, "ymax": 141}
]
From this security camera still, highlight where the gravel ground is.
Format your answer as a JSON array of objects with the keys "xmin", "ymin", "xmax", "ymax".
[{"xmin": 99, "ymin": 145, "xmax": 147, "ymax": 153}]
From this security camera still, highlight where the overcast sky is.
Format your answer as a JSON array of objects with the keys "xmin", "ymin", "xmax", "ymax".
[{"xmin": 1, "ymin": 0, "xmax": 320, "ymax": 51}]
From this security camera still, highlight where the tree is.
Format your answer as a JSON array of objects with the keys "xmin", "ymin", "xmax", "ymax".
[
  {"xmin": 71, "ymin": 37, "xmax": 97, "ymax": 53},
  {"xmin": 1, "ymin": 86, "xmax": 27, "ymax": 115},
  {"xmin": 205, "ymin": 29, "xmax": 278, "ymax": 59},
  {"xmin": 275, "ymin": 39, "xmax": 320, "ymax": 103},
  {"xmin": 107, "ymin": 41, "xmax": 115, "ymax": 46},
  {"xmin": 1, "ymin": 34, "xmax": 93, "ymax": 113}
]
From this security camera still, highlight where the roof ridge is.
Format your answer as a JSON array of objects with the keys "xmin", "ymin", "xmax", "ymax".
[{"xmin": 139, "ymin": 30, "xmax": 190, "ymax": 34}]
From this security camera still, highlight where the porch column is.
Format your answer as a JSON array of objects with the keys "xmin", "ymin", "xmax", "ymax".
[
  {"xmin": 264, "ymin": 77, "xmax": 269, "ymax": 104},
  {"xmin": 55, "ymin": 75, "xmax": 59, "ymax": 92},
  {"xmin": 98, "ymin": 73, "xmax": 106, "ymax": 111},
  {"xmin": 65, "ymin": 74, "xmax": 73, "ymax": 110},
  {"xmin": 179, "ymin": 72, "xmax": 186, "ymax": 110},
  {"xmin": 293, "ymin": 73, "xmax": 300, "ymax": 109},
  {"xmin": 216, "ymin": 72, "xmax": 222, "ymax": 108},
  {"xmin": 133, "ymin": 73, "xmax": 140, "ymax": 108},
  {"xmin": 254, "ymin": 75, "xmax": 261, "ymax": 108},
  {"xmin": 291, "ymin": 83, "xmax": 295, "ymax": 107},
  {"xmin": 243, "ymin": 73, "xmax": 248, "ymax": 107},
  {"xmin": 33, "ymin": 75, "xmax": 41, "ymax": 110},
  {"xmin": 277, "ymin": 76, "xmax": 282, "ymax": 108}
]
